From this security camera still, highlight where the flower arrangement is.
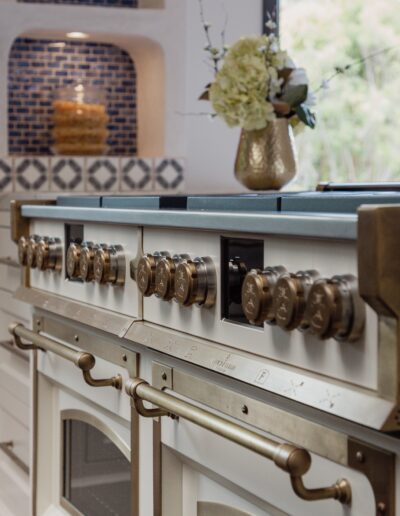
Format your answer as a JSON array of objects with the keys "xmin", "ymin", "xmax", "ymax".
[{"xmin": 199, "ymin": 7, "xmax": 316, "ymax": 134}]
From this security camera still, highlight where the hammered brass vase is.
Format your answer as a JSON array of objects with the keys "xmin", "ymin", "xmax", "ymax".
[{"xmin": 234, "ymin": 119, "xmax": 298, "ymax": 190}]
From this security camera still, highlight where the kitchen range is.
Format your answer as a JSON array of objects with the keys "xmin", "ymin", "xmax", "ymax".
[{"xmin": 6, "ymin": 186, "xmax": 400, "ymax": 516}]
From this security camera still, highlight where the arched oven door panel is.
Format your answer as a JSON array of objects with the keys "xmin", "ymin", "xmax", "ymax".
[{"xmin": 61, "ymin": 410, "xmax": 131, "ymax": 516}]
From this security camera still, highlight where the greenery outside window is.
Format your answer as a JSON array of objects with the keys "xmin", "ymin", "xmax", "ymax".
[{"xmin": 264, "ymin": 0, "xmax": 400, "ymax": 188}]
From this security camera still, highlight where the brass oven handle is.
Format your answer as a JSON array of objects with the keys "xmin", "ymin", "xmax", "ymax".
[
  {"xmin": 126, "ymin": 378, "xmax": 352, "ymax": 505},
  {"xmin": 0, "ymin": 441, "xmax": 29, "ymax": 475},
  {"xmin": 9, "ymin": 323, "xmax": 122, "ymax": 390},
  {"xmin": 0, "ymin": 256, "xmax": 20, "ymax": 269},
  {"xmin": 0, "ymin": 339, "xmax": 29, "ymax": 361}
]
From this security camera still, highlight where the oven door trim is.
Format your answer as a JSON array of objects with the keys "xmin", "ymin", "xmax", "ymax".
[{"xmin": 59, "ymin": 409, "xmax": 131, "ymax": 516}]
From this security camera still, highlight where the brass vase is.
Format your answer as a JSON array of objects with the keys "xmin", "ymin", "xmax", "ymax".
[{"xmin": 234, "ymin": 119, "xmax": 298, "ymax": 190}]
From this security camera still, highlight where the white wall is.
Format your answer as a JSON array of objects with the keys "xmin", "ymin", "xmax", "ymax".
[
  {"xmin": 184, "ymin": 0, "xmax": 263, "ymax": 193},
  {"xmin": 0, "ymin": 0, "xmax": 264, "ymax": 194}
]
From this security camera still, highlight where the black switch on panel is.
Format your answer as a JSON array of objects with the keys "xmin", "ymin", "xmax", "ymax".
[{"xmin": 221, "ymin": 237, "xmax": 264, "ymax": 326}]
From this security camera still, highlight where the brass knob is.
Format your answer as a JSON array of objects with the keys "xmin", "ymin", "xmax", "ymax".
[
  {"xmin": 305, "ymin": 275, "xmax": 365, "ymax": 341},
  {"xmin": 135, "ymin": 253, "xmax": 168, "ymax": 297},
  {"xmin": 175, "ymin": 261, "xmax": 198, "ymax": 306},
  {"xmin": 93, "ymin": 245, "xmax": 125, "ymax": 286},
  {"xmin": 79, "ymin": 243, "xmax": 96, "ymax": 282},
  {"xmin": 242, "ymin": 266, "xmax": 286, "ymax": 325},
  {"xmin": 66, "ymin": 243, "xmax": 81, "ymax": 279},
  {"xmin": 273, "ymin": 270, "xmax": 319, "ymax": 331},
  {"xmin": 36, "ymin": 238, "xmax": 62, "ymax": 271},
  {"xmin": 155, "ymin": 256, "xmax": 177, "ymax": 301},
  {"xmin": 18, "ymin": 236, "xmax": 28, "ymax": 266},
  {"xmin": 174, "ymin": 257, "xmax": 216, "ymax": 308},
  {"xmin": 27, "ymin": 237, "xmax": 39, "ymax": 269},
  {"xmin": 94, "ymin": 247, "xmax": 110, "ymax": 284},
  {"xmin": 36, "ymin": 240, "xmax": 49, "ymax": 271}
]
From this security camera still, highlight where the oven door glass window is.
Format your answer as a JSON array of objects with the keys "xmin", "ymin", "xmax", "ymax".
[{"xmin": 62, "ymin": 417, "xmax": 131, "ymax": 516}]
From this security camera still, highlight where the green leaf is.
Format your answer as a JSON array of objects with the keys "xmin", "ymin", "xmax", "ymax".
[
  {"xmin": 199, "ymin": 83, "xmax": 211, "ymax": 101},
  {"xmin": 199, "ymin": 90, "xmax": 210, "ymax": 101},
  {"xmin": 295, "ymin": 103, "xmax": 316, "ymax": 129},
  {"xmin": 280, "ymin": 84, "xmax": 308, "ymax": 109}
]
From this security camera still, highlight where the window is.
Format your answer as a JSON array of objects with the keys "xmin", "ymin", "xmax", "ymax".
[{"xmin": 266, "ymin": 0, "xmax": 400, "ymax": 188}]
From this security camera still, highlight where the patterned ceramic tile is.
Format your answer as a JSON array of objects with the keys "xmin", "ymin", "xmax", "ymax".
[
  {"xmin": 86, "ymin": 157, "xmax": 119, "ymax": 192},
  {"xmin": 15, "ymin": 157, "xmax": 49, "ymax": 191},
  {"xmin": 154, "ymin": 158, "xmax": 185, "ymax": 191},
  {"xmin": 120, "ymin": 158, "xmax": 153, "ymax": 191},
  {"xmin": 50, "ymin": 157, "xmax": 85, "ymax": 192},
  {"xmin": 0, "ymin": 157, "xmax": 14, "ymax": 193}
]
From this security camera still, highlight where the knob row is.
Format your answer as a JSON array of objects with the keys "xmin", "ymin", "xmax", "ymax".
[
  {"xmin": 134, "ymin": 252, "xmax": 216, "ymax": 308},
  {"xmin": 242, "ymin": 268, "xmax": 365, "ymax": 342},
  {"xmin": 18, "ymin": 235, "xmax": 62, "ymax": 272},
  {"xmin": 18, "ymin": 237, "xmax": 125, "ymax": 286},
  {"xmin": 67, "ymin": 243, "xmax": 125, "ymax": 285}
]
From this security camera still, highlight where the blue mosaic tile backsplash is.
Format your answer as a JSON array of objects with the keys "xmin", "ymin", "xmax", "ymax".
[
  {"xmin": 9, "ymin": 38, "xmax": 137, "ymax": 155},
  {"xmin": 18, "ymin": 0, "xmax": 137, "ymax": 7}
]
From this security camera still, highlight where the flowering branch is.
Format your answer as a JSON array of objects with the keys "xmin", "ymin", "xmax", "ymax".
[
  {"xmin": 314, "ymin": 44, "xmax": 399, "ymax": 94},
  {"xmin": 198, "ymin": 0, "xmax": 229, "ymax": 75},
  {"xmin": 198, "ymin": 0, "xmax": 219, "ymax": 74}
]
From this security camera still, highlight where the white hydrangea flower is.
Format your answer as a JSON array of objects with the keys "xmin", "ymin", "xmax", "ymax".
[{"xmin": 209, "ymin": 36, "xmax": 287, "ymax": 130}]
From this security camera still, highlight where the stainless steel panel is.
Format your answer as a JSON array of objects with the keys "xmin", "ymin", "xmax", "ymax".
[
  {"xmin": 154, "ymin": 366, "xmax": 348, "ymax": 466},
  {"xmin": 36, "ymin": 313, "xmax": 138, "ymax": 378},
  {"xmin": 126, "ymin": 321, "xmax": 395, "ymax": 430},
  {"xmin": 15, "ymin": 286, "xmax": 135, "ymax": 338}
]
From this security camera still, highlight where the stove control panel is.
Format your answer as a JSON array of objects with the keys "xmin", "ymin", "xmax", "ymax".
[{"xmin": 19, "ymin": 235, "xmax": 62, "ymax": 272}]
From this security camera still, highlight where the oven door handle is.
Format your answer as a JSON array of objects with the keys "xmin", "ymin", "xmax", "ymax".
[
  {"xmin": 126, "ymin": 378, "xmax": 352, "ymax": 506},
  {"xmin": 9, "ymin": 323, "xmax": 122, "ymax": 390}
]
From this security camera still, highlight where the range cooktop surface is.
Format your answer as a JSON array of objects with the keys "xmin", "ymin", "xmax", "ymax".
[{"xmin": 57, "ymin": 183, "xmax": 400, "ymax": 213}]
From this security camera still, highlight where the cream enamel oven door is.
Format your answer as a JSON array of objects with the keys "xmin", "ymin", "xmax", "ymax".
[
  {"xmin": 162, "ymin": 445, "xmax": 286, "ymax": 516},
  {"xmin": 159, "ymin": 413, "xmax": 376, "ymax": 516},
  {"xmin": 26, "ymin": 316, "xmax": 138, "ymax": 516},
  {"xmin": 36, "ymin": 380, "xmax": 132, "ymax": 516},
  {"xmin": 144, "ymin": 367, "xmax": 387, "ymax": 516}
]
